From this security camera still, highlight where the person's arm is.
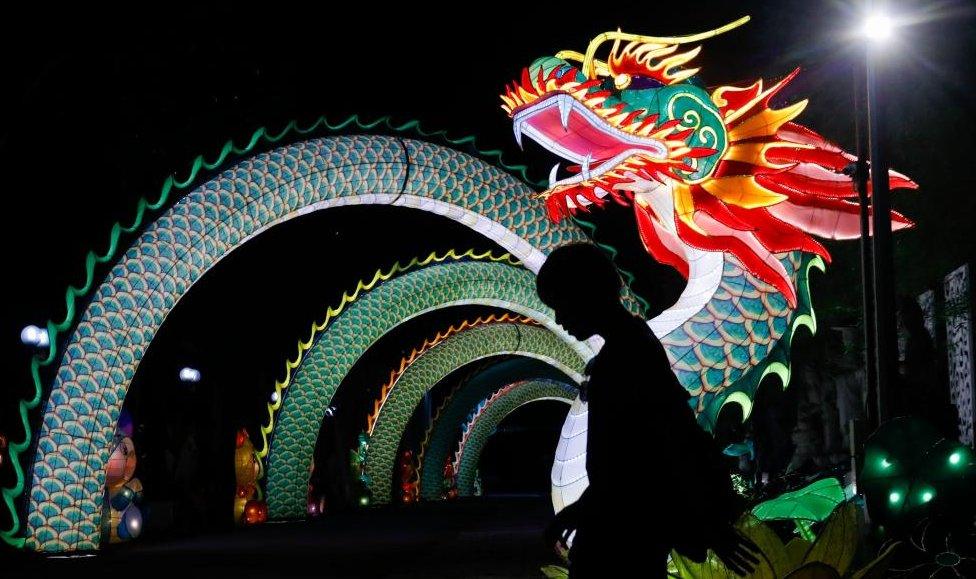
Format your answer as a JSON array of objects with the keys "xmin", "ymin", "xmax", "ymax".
[{"xmin": 545, "ymin": 487, "xmax": 592, "ymax": 551}]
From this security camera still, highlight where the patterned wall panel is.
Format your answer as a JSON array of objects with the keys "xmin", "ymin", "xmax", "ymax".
[{"xmin": 945, "ymin": 265, "xmax": 975, "ymax": 445}]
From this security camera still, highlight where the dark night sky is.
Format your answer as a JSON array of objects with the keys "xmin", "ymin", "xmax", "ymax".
[{"xmin": 1, "ymin": 0, "xmax": 974, "ymax": 509}]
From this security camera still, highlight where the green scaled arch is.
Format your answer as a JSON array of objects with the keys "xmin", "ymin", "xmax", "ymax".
[
  {"xmin": 418, "ymin": 358, "xmax": 567, "ymax": 500},
  {"xmin": 454, "ymin": 380, "xmax": 577, "ymax": 496},
  {"xmin": 24, "ymin": 135, "xmax": 587, "ymax": 552},
  {"xmin": 265, "ymin": 262, "xmax": 588, "ymax": 518},
  {"xmin": 255, "ymin": 249, "xmax": 521, "ymax": 468},
  {"xmin": 363, "ymin": 323, "xmax": 585, "ymax": 503}
]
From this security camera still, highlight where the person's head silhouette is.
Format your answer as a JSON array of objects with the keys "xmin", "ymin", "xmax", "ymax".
[{"xmin": 536, "ymin": 243, "xmax": 624, "ymax": 341}]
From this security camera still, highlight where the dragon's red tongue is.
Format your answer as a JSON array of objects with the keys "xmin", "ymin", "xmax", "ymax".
[{"xmin": 520, "ymin": 95, "xmax": 663, "ymax": 162}]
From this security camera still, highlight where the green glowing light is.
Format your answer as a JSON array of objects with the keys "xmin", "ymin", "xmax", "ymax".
[
  {"xmin": 880, "ymin": 458, "xmax": 892, "ymax": 468},
  {"xmin": 949, "ymin": 452, "xmax": 962, "ymax": 465},
  {"xmin": 921, "ymin": 491, "xmax": 934, "ymax": 503},
  {"xmin": 889, "ymin": 491, "xmax": 901, "ymax": 504},
  {"xmin": 359, "ymin": 496, "xmax": 370, "ymax": 506}
]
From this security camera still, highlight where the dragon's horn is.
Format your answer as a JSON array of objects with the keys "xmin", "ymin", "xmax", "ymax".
[{"xmin": 573, "ymin": 16, "xmax": 750, "ymax": 79}]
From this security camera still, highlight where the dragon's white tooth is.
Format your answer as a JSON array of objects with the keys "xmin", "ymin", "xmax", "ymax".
[
  {"xmin": 565, "ymin": 196, "xmax": 577, "ymax": 209},
  {"xmin": 514, "ymin": 122, "xmax": 524, "ymax": 149},
  {"xmin": 582, "ymin": 154, "xmax": 592, "ymax": 181},
  {"xmin": 549, "ymin": 163, "xmax": 560, "ymax": 188},
  {"xmin": 594, "ymin": 187, "xmax": 610, "ymax": 199},
  {"xmin": 558, "ymin": 95, "xmax": 572, "ymax": 131},
  {"xmin": 576, "ymin": 194, "xmax": 593, "ymax": 206}
]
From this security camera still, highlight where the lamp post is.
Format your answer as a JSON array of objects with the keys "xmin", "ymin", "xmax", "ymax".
[
  {"xmin": 861, "ymin": 9, "xmax": 898, "ymax": 427},
  {"xmin": 852, "ymin": 59, "xmax": 878, "ymax": 431}
]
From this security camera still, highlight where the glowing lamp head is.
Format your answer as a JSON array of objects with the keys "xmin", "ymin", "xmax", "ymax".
[
  {"xmin": 179, "ymin": 367, "xmax": 201, "ymax": 383},
  {"xmin": 359, "ymin": 495, "xmax": 370, "ymax": 507},
  {"xmin": 863, "ymin": 13, "xmax": 894, "ymax": 41},
  {"xmin": 921, "ymin": 490, "xmax": 934, "ymax": 503},
  {"xmin": 949, "ymin": 451, "xmax": 963, "ymax": 465},
  {"xmin": 880, "ymin": 458, "xmax": 892, "ymax": 469},
  {"xmin": 888, "ymin": 491, "xmax": 901, "ymax": 504}
]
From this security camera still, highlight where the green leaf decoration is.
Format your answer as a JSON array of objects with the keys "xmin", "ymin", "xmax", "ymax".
[
  {"xmin": 670, "ymin": 550, "xmax": 735, "ymax": 579},
  {"xmin": 783, "ymin": 562, "xmax": 843, "ymax": 579},
  {"xmin": 540, "ymin": 565, "xmax": 569, "ymax": 579},
  {"xmin": 669, "ymin": 501, "xmax": 888, "ymax": 579},
  {"xmin": 803, "ymin": 502, "xmax": 859, "ymax": 575},
  {"xmin": 784, "ymin": 537, "xmax": 813, "ymax": 564},
  {"xmin": 753, "ymin": 478, "xmax": 846, "ymax": 525},
  {"xmin": 737, "ymin": 514, "xmax": 791, "ymax": 578},
  {"xmin": 849, "ymin": 542, "xmax": 900, "ymax": 579}
]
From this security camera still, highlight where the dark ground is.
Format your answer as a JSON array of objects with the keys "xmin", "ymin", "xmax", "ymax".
[{"xmin": 5, "ymin": 498, "xmax": 558, "ymax": 578}]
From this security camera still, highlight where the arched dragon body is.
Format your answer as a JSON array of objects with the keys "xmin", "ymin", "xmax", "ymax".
[{"xmin": 501, "ymin": 17, "xmax": 916, "ymax": 429}]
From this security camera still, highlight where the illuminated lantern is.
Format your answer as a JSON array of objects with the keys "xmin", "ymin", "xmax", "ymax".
[
  {"xmin": 503, "ymin": 19, "xmax": 917, "ymax": 505},
  {"xmin": 243, "ymin": 500, "xmax": 268, "ymax": 525},
  {"xmin": 861, "ymin": 417, "xmax": 976, "ymax": 528},
  {"xmin": 236, "ymin": 484, "xmax": 255, "ymax": 499},
  {"xmin": 105, "ymin": 437, "xmax": 136, "ymax": 489},
  {"xmin": 234, "ymin": 496, "xmax": 248, "ymax": 523},
  {"xmin": 117, "ymin": 505, "xmax": 143, "ymax": 540},
  {"xmin": 107, "ymin": 505, "xmax": 124, "ymax": 543},
  {"xmin": 125, "ymin": 478, "xmax": 144, "ymax": 502},
  {"xmin": 235, "ymin": 430, "xmax": 258, "ymax": 486},
  {"xmin": 235, "ymin": 428, "xmax": 249, "ymax": 449},
  {"xmin": 110, "ymin": 485, "xmax": 135, "ymax": 511}
]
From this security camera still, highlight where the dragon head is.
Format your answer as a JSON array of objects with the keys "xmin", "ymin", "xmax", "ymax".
[{"xmin": 502, "ymin": 17, "xmax": 916, "ymax": 306}]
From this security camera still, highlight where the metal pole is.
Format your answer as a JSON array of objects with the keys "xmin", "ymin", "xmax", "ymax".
[
  {"xmin": 866, "ymin": 42, "xmax": 898, "ymax": 424},
  {"xmin": 853, "ymin": 55, "xmax": 879, "ymax": 431}
]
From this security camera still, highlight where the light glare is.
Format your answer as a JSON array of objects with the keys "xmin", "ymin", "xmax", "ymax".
[{"xmin": 863, "ymin": 13, "xmax": 894, "ymax": 41}]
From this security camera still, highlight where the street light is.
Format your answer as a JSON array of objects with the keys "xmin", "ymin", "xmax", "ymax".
[
  {"xmin": 863, "ymin": 13, "xmax": 894, "ymax": 41},
  {"xmin": 856, "ymin": 5, "xmax": 900, "ymax": 428}
]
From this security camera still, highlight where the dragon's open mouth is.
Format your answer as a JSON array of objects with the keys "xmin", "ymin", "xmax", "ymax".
[{"xmin": 512, "ymin": 93, "xmax": 669, "ymax": 210}]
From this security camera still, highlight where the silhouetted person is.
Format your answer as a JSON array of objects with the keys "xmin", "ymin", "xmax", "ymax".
[
  {"xmin": 538, "ymin": 244, "xmax": 758, "ymax": 577},
  {"xmin": 896, "ymin": 295, "xmax": 958, "ymax": 439}
]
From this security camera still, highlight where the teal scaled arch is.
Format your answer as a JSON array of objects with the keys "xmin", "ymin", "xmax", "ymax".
[
  {"xmin": 363, "ymin": 323, "xmax": 585, "ymax": 503},
  {"xmin": 454, "ymin": 380, "xmax": 577, "ymax": 496},
  {"xmin": 418, "ymin": 358, "xmax": 568, "ymax": 500},
  {"xmin": 265, "ymin": 261, "xmax": 589, "ymax": 518},
  {"xmin": 24, "ymin": 135, "xmax": 587, "ymax": 552}
]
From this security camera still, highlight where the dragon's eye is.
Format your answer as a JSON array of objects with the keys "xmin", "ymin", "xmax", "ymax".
[{"xmin": 614, "ymin": 73, "xmax": 632, "ymax": 90}]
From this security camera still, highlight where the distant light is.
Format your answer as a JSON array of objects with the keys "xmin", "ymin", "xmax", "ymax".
[
  {"xmin": 20, "ymin": 325, "xmax": 50, "ymax": 348},
  {"xmin": 889, "ymin": 491, "xmax": 901, "ymax": 504},
  {"xmin": 863, "ymin": 13, "xmax": 894, "ymax": 41},
  {"xmin": 179, "ymin": 367, "xmax": 201, "ymax": 383},
  {"xmin": 880, "ymin": 458, "xmax": 892, "ymax": 469},
  {"xmin": 921, "ymin": 490, "xmax": 934, "ymax": 503},
  {"xmin": 325, "ymin": 406, "xmax": 336, "ymax": 417},
  {"xmin": 358, "ymin": 495, "xmax": 370, "ymax": 507},
  {"xmin": 949, "ymin": 451, "xmax": 962, "ymax": 465},
  {"xmin": 270, "ymin": 391, "xmax": 280, "ymax": 404}
]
